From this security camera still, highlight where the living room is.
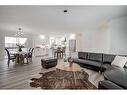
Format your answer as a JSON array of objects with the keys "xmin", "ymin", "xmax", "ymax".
[{"xmin": 0, "ymin": 5, "xmax": 127, "ymax": 91}]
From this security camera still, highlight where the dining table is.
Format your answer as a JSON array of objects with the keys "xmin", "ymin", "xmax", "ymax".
[{"xmin": 10, "ymin": 51, "xmax": 29, "ymax": 64}]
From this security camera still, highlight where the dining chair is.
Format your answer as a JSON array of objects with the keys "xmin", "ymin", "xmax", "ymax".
[
  {"xmin": 26, "ymin": 48, "xmax": 34, "ymax": 63},
  {"xmin": 55, "ymin": 47, "xmax": 63, "ymax": 59},
  {"xmin": 28, "ymin": 48, "xmax": 32, "ymax": 52},
  {"xmin": 62, "ymin": 47, "xmax": 66, "ymax": 57},
  {"xmin": 5, "ymin": 48, "xmax": 16, "ymax": 67}
]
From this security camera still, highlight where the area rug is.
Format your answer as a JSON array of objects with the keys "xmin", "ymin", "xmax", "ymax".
[{"xmin": 30, "ymin": 69, "xmax": 97, "ymax": 89}]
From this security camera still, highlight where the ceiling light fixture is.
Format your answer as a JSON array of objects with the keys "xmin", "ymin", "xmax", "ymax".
[{"xmin": 15, "ymin": 27, "xmax": 24, "ymax": 37}]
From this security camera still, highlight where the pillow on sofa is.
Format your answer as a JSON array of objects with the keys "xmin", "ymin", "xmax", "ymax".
[
  {"xmin": 111, "ymin": 56, "xmax": 127, "ymax": 68},
  {"xmin": 124, "ymin": 62, "xmax": 127, "ymax": 68}
]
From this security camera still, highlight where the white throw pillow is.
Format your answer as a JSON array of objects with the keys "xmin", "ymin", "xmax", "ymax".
[
  {"xmin": 111, "ymin": 56, "xmax": 127, "ymax": 68},
  {"xmin": 124, "ymin": 62, "xmax": 127, "ymax": 68}
]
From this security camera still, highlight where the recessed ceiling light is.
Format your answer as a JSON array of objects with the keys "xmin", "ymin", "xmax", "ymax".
[
  {"xmin": 40, "ymin": 35, "xmax": 45, "ymax": 39},
  {"xmin": 70, "ymin": 34, "xmax": 76, "ymax": 40},
  {"xmin": 64, "ymin": 10, "xmax": 67, "ymax": 13},
  {"xmin": 50, "ymin": 37, "xmax": 55, "ymax": 39}
]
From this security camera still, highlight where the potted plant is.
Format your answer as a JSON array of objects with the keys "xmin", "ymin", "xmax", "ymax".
[
  {"xmin": 16, "ymin": 44, "xmax": 24, "ymax": 52},
  {"xmin": 68, "ymin": 57, "xmax": 73, "ymax": 67}
]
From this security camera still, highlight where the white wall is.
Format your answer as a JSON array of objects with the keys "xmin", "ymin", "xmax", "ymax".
[
  {"xmin": 33, "ymin": 34, "xmax": 49, "ymax": 47},
  {"xmin": 0, "ymin": 31, "xmax": 33, "ymax": 60},
  {"xmin": 81, "ymin": 27, "xmax": 109, "ymax": 53},
  {"xmin": 33, "ymin": 33, "xmax": 74, "ymax": 47},
  {"xmin": 76, "ymin": 32, "xmax": 83, "ymax": 51},
  {"xmin": 108, "ymin": 16, "xmax": 127, "ymax": 54},
  {"xmin": 1, "ymin": 16, "xmax": 127, "ymax": 59},
  {"xmin": 81, "ymin": 16, "xmax": 127, "ymax": 55},
  {"xmin": 0, "ymin": 32, "xmax": 5, "ymax": 60},
  {"xmin": 3, "ymin": 31, "xmax": 33, "ymax": 48}
]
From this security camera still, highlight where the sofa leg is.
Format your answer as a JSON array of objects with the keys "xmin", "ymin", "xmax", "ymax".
[
  {"xmin": 98, "ymin": 71, "xmax": 103, "ymax": 74},
  {"xmin": 101, "ymin": 72, "xmax": 104, "ymax": 75}
]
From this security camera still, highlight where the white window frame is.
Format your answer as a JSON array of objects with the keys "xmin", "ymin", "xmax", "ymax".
[{"xmin": 5, "ymin": 36, "xmax": 27, "ymax": 47}]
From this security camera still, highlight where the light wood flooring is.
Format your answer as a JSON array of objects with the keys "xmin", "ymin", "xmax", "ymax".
[{"xmin": 0, "ymin": 57, "xmax": 104, "ymax": 89}]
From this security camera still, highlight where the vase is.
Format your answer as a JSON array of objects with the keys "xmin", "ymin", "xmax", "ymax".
[
  {"xmin": 69, "ymin": 61, "xmax": 73, "ymax": 67},
  {"xmin": 68, "ymin": 57, "xmax": 73, "ymax": 67},
  {"xmin": 18, "ymin": 47, "xmax": 22, "ymax": 52}
]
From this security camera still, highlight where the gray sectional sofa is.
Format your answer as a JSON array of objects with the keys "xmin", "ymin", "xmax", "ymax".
[
  {"xmin": 73, "ymin": 52, "xmax": 103, "ymax": 71},
  {"xmin": 72, "ymin": 52, "xmax": 127, "ymax": 89}
]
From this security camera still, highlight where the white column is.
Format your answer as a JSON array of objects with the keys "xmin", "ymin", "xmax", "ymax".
[{"xmin": 76, "ymin": 32, "xmax": 83, "ymax": 52}]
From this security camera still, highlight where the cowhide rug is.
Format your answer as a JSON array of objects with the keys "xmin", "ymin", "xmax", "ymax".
[{"xmin": 30, "ymin": 69, "xmax": 97, "ymax": 89}]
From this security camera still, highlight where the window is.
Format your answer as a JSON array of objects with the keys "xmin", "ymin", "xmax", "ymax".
[
  {"xmin": 18, "ymin": 38, "xmax": 27, "ymax": 45},
  {"xmin": 5, "ymin": 36, "xmax": 27, "ymax": 47}
]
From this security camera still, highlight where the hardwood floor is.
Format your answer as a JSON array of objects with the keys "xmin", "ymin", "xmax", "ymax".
[
  {"xmin": 0, "ymin": 57, "xmax": 44, "ymax": 89},
  {"xmin": 0, "ymin": 57, "xmax": 104, "ymax": 89}
]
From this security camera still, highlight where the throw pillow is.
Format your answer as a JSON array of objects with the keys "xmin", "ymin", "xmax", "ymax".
[
  {"xmin": 111, "ymin": 56, "xmax": 127, "ymax": 68},
  {"xmin": 124, "ymin": 62, "xmax": 127, "ymax": 68}
]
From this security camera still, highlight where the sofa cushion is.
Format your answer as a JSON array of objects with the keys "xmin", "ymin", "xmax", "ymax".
[
  {"xmin": 103, "ymin": 54, "xmax": 116, "ymax": 64},
  {"xmin": 81, "ymin": 60, "xmax": 102, "ymax": 67},
  {"xmin": 73, "ymin": 58, "xmax": 102, "ymax": 68},
  {"xmin": 118, "ymin": 55, "xmax": 127, "ymax": 68},
  {"xmin": 73, "ymin": 58, "xmax": 87, "ymax": 64},
  {"xmin": 124, "ymin": 62, "xmax": 127, "ymax": 68},
  {"xmin": 111, "ymin": 56, "xmax": 127, "ymax": 68},
  {"xmin": 98, "ymin": 80, "xmax": 123, "ymax": 89},
  {"xmin": 88, "ymin": 53, "xmax": 103, "ymax": 62},
  {"xmin": 78, "ymin": 52, "xmax": 88, "ymax": 59},
  {"xmin": 104, "ymin": 68, "xmax": 127, "ymax": 89},
  {"xmin": 101, "ymin": 64, "xmax": 119, "ymax": 71}
]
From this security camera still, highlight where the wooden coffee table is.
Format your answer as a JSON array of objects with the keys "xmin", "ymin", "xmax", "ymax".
[{"xmin": 56, "ymin": 62, "xmax": 81, "ymax": 72}]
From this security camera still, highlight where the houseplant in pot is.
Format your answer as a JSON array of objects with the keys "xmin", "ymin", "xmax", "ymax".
[{"xmin": 68, "ymin": 57, "xmax": 73, "ymax": 67}]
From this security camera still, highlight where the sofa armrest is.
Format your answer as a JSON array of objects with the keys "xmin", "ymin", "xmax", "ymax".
[{"xmin": 98, "ymin": 80, "xmax": 123, "ymax": 89}]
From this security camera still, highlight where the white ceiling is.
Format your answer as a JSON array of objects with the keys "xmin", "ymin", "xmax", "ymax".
[{"xmin": 0, "ymin": 6, "xmax": 127, "ymax": 34}]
